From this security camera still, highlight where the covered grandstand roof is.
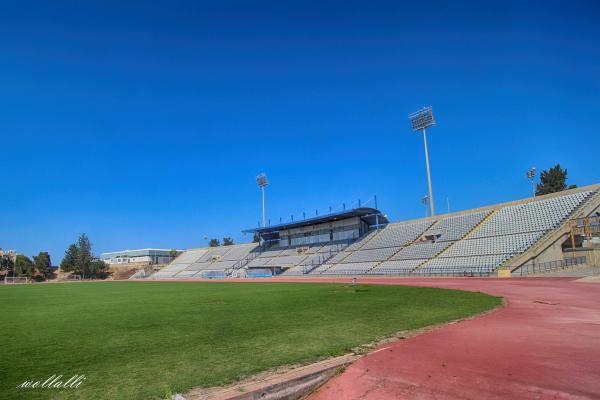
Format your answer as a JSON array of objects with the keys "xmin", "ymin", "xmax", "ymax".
[{"xmin": 242, "ymin": 207, "xmax": 388, "ymax": 234}]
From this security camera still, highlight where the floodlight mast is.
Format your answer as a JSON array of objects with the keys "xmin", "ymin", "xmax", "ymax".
[
  {"xmin": 526, "ymin": 167, "xmax": 536, "ymax": 197},
  {"xmin": 409, "ymin": 106, "xmax": 436, "ymax": 216},
  {"xmin": 256, "ymin": 173, "xmax": 269, "ymax": 227}
]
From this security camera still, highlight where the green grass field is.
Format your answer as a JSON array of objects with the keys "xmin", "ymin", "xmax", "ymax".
[{"xmin": 1, "ymin": 281, "xmax": 500, "ymax": 399}]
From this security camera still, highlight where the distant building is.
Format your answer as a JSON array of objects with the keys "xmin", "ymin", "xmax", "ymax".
[
  {"xmin": 0, "ymin": 249, "xmax": 17, "ymax": 262},
  {"xmin": 100, "ymin": 249, "xmax": 182, "ymax": 266}
]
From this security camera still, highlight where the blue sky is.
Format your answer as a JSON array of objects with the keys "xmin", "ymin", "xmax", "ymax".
[{"xmin": 1, "ymin": 1, "xmax": 599, "ymax": 263}]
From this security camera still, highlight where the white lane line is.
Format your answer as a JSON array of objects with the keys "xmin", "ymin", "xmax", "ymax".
[{"xmin": 370, "ymin": 346, "xmax": 392, "ymax": 354}]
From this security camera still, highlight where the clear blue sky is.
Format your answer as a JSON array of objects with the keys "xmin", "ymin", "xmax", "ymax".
[{"xmin": 1, "ymin": 1, "xmax": 599, "ymax": 263}]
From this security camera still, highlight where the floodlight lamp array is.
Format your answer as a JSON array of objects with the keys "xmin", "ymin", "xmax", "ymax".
[
  {"xmin": 256, "ymin": 173, "xmax": 269, "ymax": 188},
  {"xmin": 409, "ymin": 106, "xmax": 436, "ymax": 131}
]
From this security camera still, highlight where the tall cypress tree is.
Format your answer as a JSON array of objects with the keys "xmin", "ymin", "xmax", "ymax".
[
  {"xmin": 77, "ymin": 234, "xmax": 93, "ymax": 277},
  {"xmin": 60, "ymin": 244, "xmax": 79, "ymax": 272}
]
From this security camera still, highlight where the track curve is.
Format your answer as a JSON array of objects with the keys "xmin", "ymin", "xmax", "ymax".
[{"xmin": 303, "ymin": 277, "xmax": 600, "ymax": 400}]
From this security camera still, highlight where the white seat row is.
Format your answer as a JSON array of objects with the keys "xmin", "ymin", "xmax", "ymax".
[
  {"xmin": 472, "ymin": 191, "xmax": 591, "ymax": 238},
  {"xmin": 185, "ymin": 262, "xmax": 213, "ymax": 271},
  {"xmin": 345, "ymin": 231, "xmax": 377, "ymax": 251},
  {"xmin": 414, "ymin": 267, "xmax": 493, "ymax": 275},
  {"xmin": 196, "ymin": 246, "xmax": 232, "ymax": 262},
  {"xmin": 391, "ymin": 241, "xmax": 452, "ymax": 260},
  {"xmin": 266, "ymin": 254, "xmax": 308, "ymax": 266},
  {"xmin": 311, "ymin": 264, "xmax": 334, "ymax": 274},
  {"xmin": 442, "ymin": 231, "xmax": 545, "ymax": 258},
  {"xmin": 159, "ymin": 263, "xmax": 191, "ymax": 274},
  {"xmin": 321, "ymin": 262, "xmax": 378, "ymax": 275},
  {"xmin": 221, "ymin": 244, "xmax": 258, "ymax": 261},
  {"xmin": 325, "ymin": 251, "xmax": 351, "ymax": 264},
  {"xmin": 371, "ymin": 259, "xmax": 427, "ymax": 273},
  {"xmin": 278, "ymin": 247, "xmax": 302, "ymax": 256},
  {"xmin": 258, "ymin": 248, "xmax": 285, "ymax": 258},
  {"xmin": 318, "ymin": 241, "xmax": 351, "ymax": 253},
  {"xmin": 362, "ymin": 220, "xmax": 435, "ymax": 250},
  {"xmin": 424, "ymin": 210, "xmax": 491, "ymax": 242},
  {"xmin": 247, "ymin": 257, "xmax": 272, "ymax": 268},
  {"xmin": 151, "ymin": 271, "xmax": 178, "ymax": 278},
  {"xmin": 280, "ymin": 265, "xmax": 306, "ymax": 275},
  {"xmin": 174, "ymin": 270, "xmax": 198, "ymax": 278},
  {"xmin": 205, "ymin": 260, "xmax": 237, "ymax": 270},
  {"xmin": 422, "ymin": 254, "xmax": 509, "ymax": 272},
  {"xmin": 341, "ymin": 247, "xmax": 398, "ymax": 263},
  {"xmin": 171, "ymin": 249, "xmax": 207, "ymax": 265}
]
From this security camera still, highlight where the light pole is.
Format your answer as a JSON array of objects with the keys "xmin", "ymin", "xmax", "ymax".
[
  {"xmin": 422, "ymin": 195, "xmax": 429, "ymax": 217},
  {"xmin": 526, "ymin": 167, "xmax": 536, "ymax": 197},
  {"xmin": 256, "ymin": 173, "xmax": 269, "ymax": 227},
  {"xmin": 409, "ymin": 106, "xmax": 436, "ymax": 216}
]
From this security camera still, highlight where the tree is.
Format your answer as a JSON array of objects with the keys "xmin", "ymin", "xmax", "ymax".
[
  {"xmin": 252, "ymin": 232, "xmax": 261, "ymax": 243},
  {"xmin": 88, "ymin": 260, "xmax": 109, "ymax": 279},
  {"xmin": 60, "ymin": 244, "xmax": 79, "ymax": 272},
  {"xmin": 0, "ymin": 254, "xmax": 15, "ymax": 275},
  {"xmin": 60, "ymin": 233, "xmax": 107, "ymax": 279},
  {"xmin": 536, "ymin": 164, "xmax": 576, "ymax": 196},
  {"xmin": 222, "ymin": 237, "xmax": 234, "ymax": 246},
  {"xmin": 33, "ymin": 252, "xmax": 53, "ymax": 279},
  {"xmin": 15, "ymin": 255, "xmax": 35, "ymax": 277},
  {"xmin": 209, "ymin": 238, "xmax": 220, "ymax": 247},
  {"xmin": 169, "ymin": 249, "xmax": 178, "ymax": 262},
  {"xmin": 77, "ymin": 234, "xmax": 93, "ymax": 277}
]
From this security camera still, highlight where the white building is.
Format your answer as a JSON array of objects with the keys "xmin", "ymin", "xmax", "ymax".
[{"xmin": 100, "ymin": 249, "xmax": 182, "ymax": 266}]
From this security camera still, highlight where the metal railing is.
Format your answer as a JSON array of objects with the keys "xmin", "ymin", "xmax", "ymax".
[
  {"xmin": 514, "ymin": 256, "xmax": 587, "ymax": 276},
  {"xmin": 297, "ymin": 240, "xmax": 353, "ymax": 274},
  {"xmin": 225, "ymin": 244, "xmax": 267, "ymax": 276},
  {"xmin": 365, "ymin": 268, "xmax": 494, "ymax": 277},
  {"xmin": 129, "ymin": 264, "xmax": 156, "ymax": 279}
]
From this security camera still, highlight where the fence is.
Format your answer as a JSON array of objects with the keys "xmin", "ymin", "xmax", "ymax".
[
  {"xmin": 368, "ymin": 268, "xmax": 493, "ymax": 277},
  {"xmin": 514, "ymin": 256, "xmax": 587, "ymax": 276}
]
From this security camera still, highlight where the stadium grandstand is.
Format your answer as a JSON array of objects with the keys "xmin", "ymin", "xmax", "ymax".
[{"xmin": 148, "ymin": 184, "xmax": 600, "ymax": 279}]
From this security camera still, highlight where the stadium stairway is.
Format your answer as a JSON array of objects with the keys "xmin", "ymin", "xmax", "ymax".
[{"xmin": 412, "ymin": 209, "xmax": 500, "ymax": 273}]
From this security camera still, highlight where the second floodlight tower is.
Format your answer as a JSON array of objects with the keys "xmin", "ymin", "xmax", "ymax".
[
  {"xmin": 256, "ymin": 173, "xmax": 269, "ymax": 227},
  {"xmin": 409, "ymin": 106, "xmax": 437, "ymax": 216},
  {"xmin": 526, "ymin": 167, "xmax": 537, "ymax": 197}
]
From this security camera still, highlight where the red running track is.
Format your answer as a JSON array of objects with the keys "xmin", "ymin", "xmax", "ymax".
[
  {"xmin": 302, "ymin": 277, "xmax": 600, "ymax": 400},
  {"xmin": 158, "ymin": 276, "xmax": 600, "ymax": 399}
]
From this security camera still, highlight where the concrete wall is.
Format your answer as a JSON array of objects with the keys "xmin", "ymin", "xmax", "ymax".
[{"xmin": 564, "ymin": 247, "xmax": 600, "ymax": 267}]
